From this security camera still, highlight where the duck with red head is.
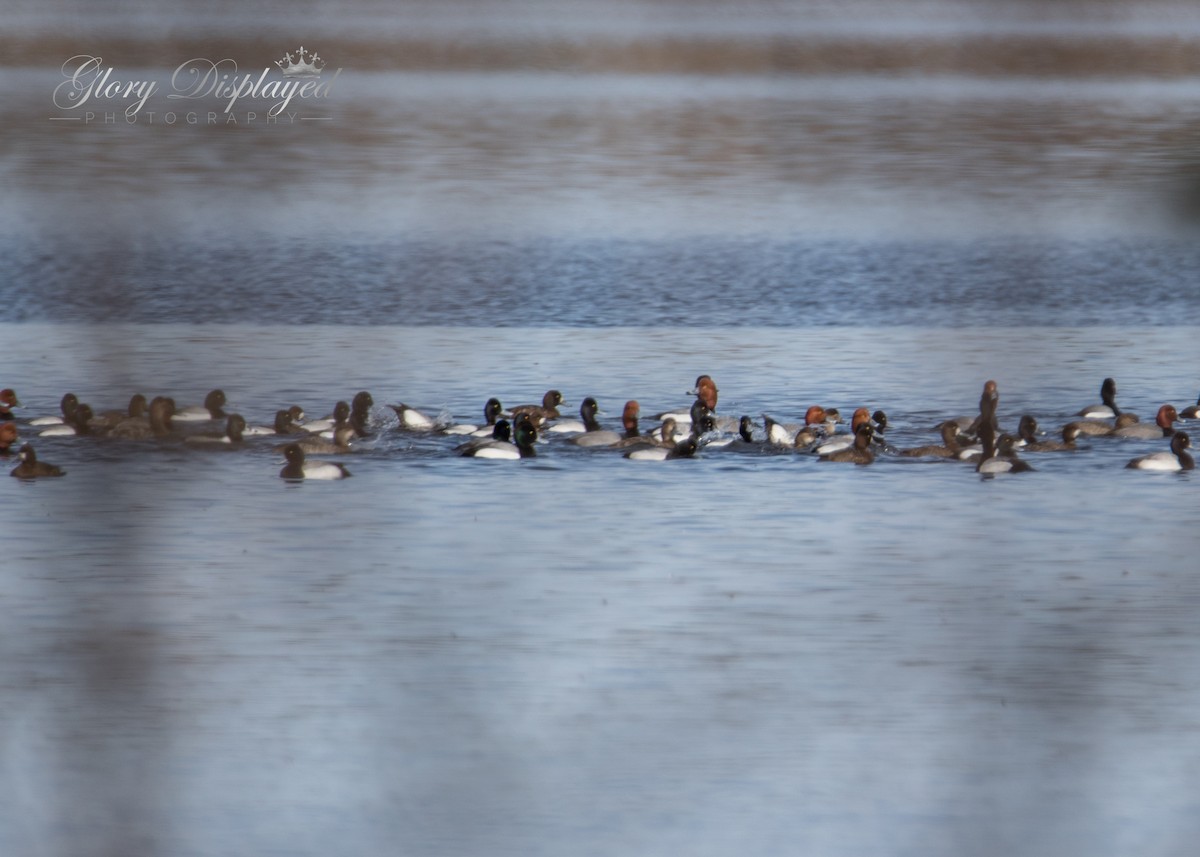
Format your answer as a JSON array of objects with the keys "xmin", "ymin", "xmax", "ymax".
[
  {"xmin": 815, "ymin": 407, "xmax": 874, "ymax": 455},
  {"xmin": 819, "ymin": 421, "xmax": 875, "ymax": 464},
  {"xmin": 0, "ymin": 421, "xmax": 18, "ymax": 454},
  {"xmin": 691, "ymin": 375, "xmax": 718, "ymax": 411},
  {"xmin": 1112, "ymin": 404, "xmax": 1180, "ymax": 439},
  {"xmin": 764, "ymin": 404, "xmax": 825, "ymax": 447},
  {"xmin": 0, "ymin": 389, "xmax": 19, "ymax": 421}
]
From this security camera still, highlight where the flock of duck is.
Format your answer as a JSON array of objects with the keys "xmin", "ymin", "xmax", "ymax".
[{"xmin": 1, "ymin": 375, "xmax": 1195, "ymax": 480}]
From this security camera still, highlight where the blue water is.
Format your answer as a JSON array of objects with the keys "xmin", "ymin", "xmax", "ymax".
[{"xmin": 5, "ymin": 1, "xmax": 1200, "ymax": 855}]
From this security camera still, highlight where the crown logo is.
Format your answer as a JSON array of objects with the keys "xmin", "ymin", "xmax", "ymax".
[{"xmin": 275, "ymin": 46, "xmax": 325, "ymax": 77}]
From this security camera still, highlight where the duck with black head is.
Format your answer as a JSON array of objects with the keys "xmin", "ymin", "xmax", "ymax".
[
  {"xmin": 29, "ymin": 392, "xmax": 77, "ymax": 426},
  {"xmin": 1127, "ymin": 432, "xmax": 1194, "ymax": 472},
  {"xmin": 1077, "ymin": 377, "xmax": 1122, "ymax": 419},
  {"xmin": 279, "ymin": 442, "xmax": 352, "ymax": 480},
  {"xmin": 10, "ymin": 444, "xmax": 65, "ymax": 479}
]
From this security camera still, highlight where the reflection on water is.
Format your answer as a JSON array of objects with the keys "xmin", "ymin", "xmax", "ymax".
[{"xmin": 5, "ymin": 235, "xmax": 1200, "ymax": 326}]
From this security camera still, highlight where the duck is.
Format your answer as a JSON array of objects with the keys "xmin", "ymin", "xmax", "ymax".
[
  {"xmin": 549, "ymin": 396, "xmax": 602, "ymax": 434},
  {"xmin": 819, "ymin": 421, "xmax": 875, "ymax": 465},
  {"xmin": 243, "ymin": 406, "xmax": 306, "ymax": 437},
  {"xmin": 1074, "ymin": 411, "xmax": 1135, "ymax": 437},
  {"xmin": 645, "ymin": 416, "xmax": 689, "ymax": 446},
  {"xmin": 764, "ymin": 405, "xmax": 828, "ymax": 448},
  {"xmin": 304, "ymin": 401, "xmax": 351, "ymax": 436},
  {"xmin": 349, "ymin": 391, "xmax": 375, "ymax": 438},
  {"xmin": 1023, "ymin": 421, "xmax": 1082, "ymax": 452},
  {"xmin": 456, "ymin": 419, "xmax": 512, "ymax": 456},
  {"xmin": 1112, "ymin": 404, "xmax": 1179, "ymax": 439},
  {"xmin": 897, "ymin": 420, "xmax": 965, "ymax": 459},
  {"xmin": 1078, "ymin": 377, "xmax": 1122, "ymax": 418},
  {"xmin": 967, "ymin": 379, "xmax": 1000, "ymax": 438},
  {"xmin": 0, "ymin": 421, "xmax": 18, "ymax": 454},
  {"xmin": 107, "ymin": 396, "xmax": 175, "ymax": 440},
  {"xmin": 799, "ymin": 406, "xmax": 844, "ymax": 447},
  {"xmin": 444, "ymin": 398, "xmax": 505, "ymax": 437},
  {"xmin": 38, "ymin": 403, "xmax": 94, "ymax": 437},
  {"xmin": 976, "ymin": 426, "xmax": 1034, "ymax": 474},
  {"xmin": 624, "ymin": 436, "xmax": 699, "ymax": 461},
  {"xmin": 815, "ymin": 407, "xmax": 873, "ymax": 455},
  {"xmin": 277, "ymin": 425, "xmax": 356, "ymax": 455},
  {"xmin": 10, "ymin": 444, "xmax": 65, "ymax": 478},
  {"xmin": 1126, "ymin": 432, "xmax": 1194, "ymax": 472},
  {"xmin": 571, "ymin": 399, "xmax": 641, "ymax": 448},
  {"xmin": 464, "ymin": 415, "xmax": 538, "ymax": 459},
  {"xmin": 279, "ymin": 443, "xmax": 352, "ymax": 480},
  {"xmin": 29, "ymin": 392, "xmax": 77, "ymax": 426},
  {"xmin": 0, "ymin": 388, "xmax": 20, "ymax": 420},
  {"xmin": 183, "ymin": 414, "xmax": 246, "ymax": 447},
  {"xmin": 509, "ymin": 390, "xmax": 564, "ymax": 425},
  {"xmin": 1181, "ymin": 394, "xmax": 1200, "ymax": 420},
  {"xmin": 390, "ymin": 401, "xmax": 438, "ymax": 431},
  {"xmin": 173, "ymin": 389, "xmax": 228, "ymax": 422},
  {"xmin": 89, "ymin": 394, "xmax": 149, "ymax": 434},
  {"xmin": 692, "ymin": 375, "xmax": 718, "ymax": 411},
  {"xmin": 651, "ymin": 375, "xmax": 718, "ymax": 423}
]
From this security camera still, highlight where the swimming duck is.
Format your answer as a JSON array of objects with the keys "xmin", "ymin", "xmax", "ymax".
[
  {"xmin": 10, "ymin": 444, "xmax": 65, "ymax": 478},
  {"xmin": 1023, "ymin": 421, "xmax": 1082, "ymax": 452},
  {"xmin": 38, "ymin": 403, "xmax": 94, "ymax": 437},
  {"xmin": 976, "ymin": 426, "xmax": 1034, "ymax": 474},
  {"xmin": 571, "ymin": 399, "xmax": 641, "ymax": 448},
  {"xmin": 0, "ymin": 388, "xmax": 19, "ymax": 420},
  {"xmin": 897, "ymin": 420, "xmax": 964, "ymax": 458},
  {"xmin": 89, "ymin": 394, "xmax": 149, "ymax": 434},
  {"xmin": 244, "ymin": 406, "xmax": 307, "ymax": 437},
  {"xmin": 1181, "ymin": 394, "xmax": 1200, "ymax": 420},
  {"xmin": 967, "ymin": 380, "xmax": 1000, "ymax": 438},
  {"xmin": 652, "ymin": 375, "xmax": 718, "ymax": 423},
  {"xmin": 304, "ymin": 401, "xmax": 351, "ymax": 436},
  {"xmin": 764, "ymin": 405, "xmax": 828, "ymax": 448},
  {"xmin": 390, "ymin": 401, "xmax": 437, "ymax": 430},
  {"xmin": 1112, "ymin": 404, "xmax": 1179, "ymax": 439},
  {"xmin": 1126, "ymin": 432, "xmax": 1194, "ymax": 471},
  {"xmin": 183, "ymin": 414, "xmax": 246, "ymax": 446},
  {"xmin": 279, "ymin": 442, "xmax": 352, "ymax": 480},
  {"xmin": 1073, "ymin": 411, "xmax": 1134, "ymax": 436},
  {"xmin": 815, "ymin": 407, "xmax": 873, "ymax": 455},
  {"xmin": 509, "ymin": 390, "xmax": 564, "ymax": 424},
  {"xmin": 444, "ymin": 398, "xmax": 505, "ymax": 436},
  {"xmin": 174, "ymin": 389, "xmax": 228, "ymax": 422},
  {"xmin": 456, "ymin": 420, "xmax": 512, "ymax": 456},
  {"xmin": 1078, "ymin": 377, "xmax": 1122, "ymax": 418},
  {"xmin": 464, "ymin": 415, "xmax": 538, "ymax": 459},
  {"xmin": 29, "ymin": 392, "xmax": 77, "ymax": 426},
  {"xmin": 624, "ymin": 436, "xmax": 699, "ymax": 461},
  {"xmin": 819, "ymin": 421, "xmax": 875, "ymax": 464},
  {"xmin": 0, "ymin": 421, "xmax": 18, "ymax": 454},
  {"xmin": 108, "ymin": 396, "xmax": 175, "ymax": 440},
  {"xmin": 349, "ymin": 392, "xmax": 375, "ymax": 438},
  {"xmin": 279, "ymin": 425, "xmax": 356, "ymax": 455},
  {"xmin": 550, "ymin": 396, "xmax": 602, "ymax": 434}
]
